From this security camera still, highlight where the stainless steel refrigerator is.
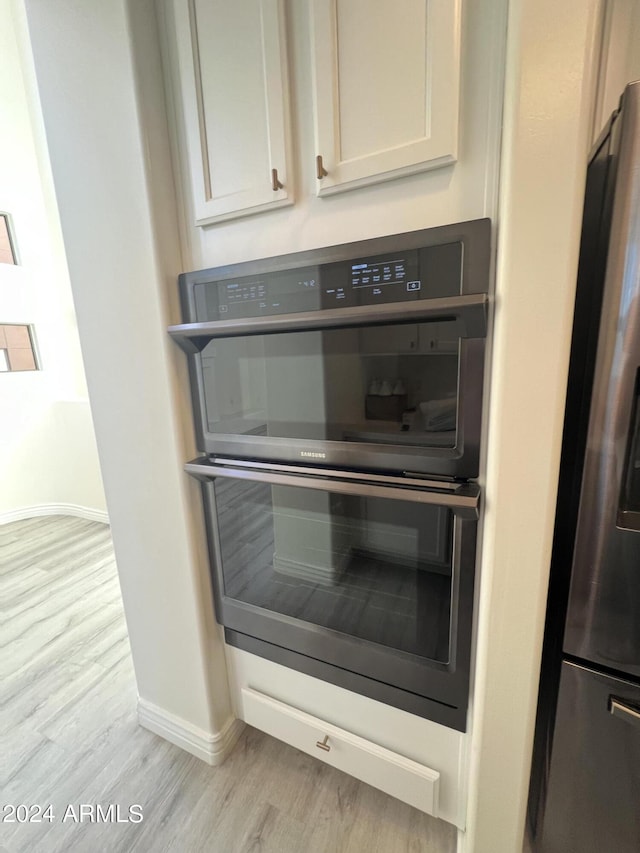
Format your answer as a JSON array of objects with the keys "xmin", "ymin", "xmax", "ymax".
[{"xmin": 528, "ymin": 81, "xmax": 640, "ymax": 852}]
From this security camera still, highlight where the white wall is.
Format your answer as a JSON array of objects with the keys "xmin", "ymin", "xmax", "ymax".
[
  {"xmin": 21, "ymin": 0, "xmax": 236, "ymax": 756},
  {"xmin": 0, "ymin": 0, "xmax": 106, "ymax": 522}
]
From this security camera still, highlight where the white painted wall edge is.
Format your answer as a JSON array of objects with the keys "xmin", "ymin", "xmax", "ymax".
[
  {"xmin": 138, "ymin": 698, "xmax": 244, "ymax": 766},
  {"xmin": 21, "ymin": 0, "xmax": 233, "ymax": 741},
  {"xmin": 462, "ymin": 1, "xmax": 604, "ymax": 851},
  {"xmin": 0, "ymin": 504, "xmax": 109, "ymax": 525}
]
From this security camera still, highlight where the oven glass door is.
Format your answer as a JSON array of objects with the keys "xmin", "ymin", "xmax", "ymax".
[
  {"xmin": 195, "ymin": 318, "xmax": 483, "ymax": 477},
  {"xmin": 217, "ymin": 474, "xmax": 453, "ymax": 662},
  {"xmin": 202, "ymin": 321, "xmax": 459, "ymax": 444},
  {"xmin": 191, "ymin": 460, "xmax": 478, "ymax": 723}
]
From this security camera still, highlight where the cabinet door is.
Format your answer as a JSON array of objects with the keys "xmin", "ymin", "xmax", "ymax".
[
  {"xmin": 310, "ymin": 0, "xmax": 461, "ymax": 196},
  {"xmin": 170, "ymin": 0, "xmax": 293, "ymax": 225}
]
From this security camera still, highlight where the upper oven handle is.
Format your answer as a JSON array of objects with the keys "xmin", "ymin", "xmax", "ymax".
[
  {"xmin": 169, "ymin": 293, "xmax": 488, "ymax": 354},
  {"xmin": 184, "ymin": 460, "xmax": 480, "ymax": 519}
]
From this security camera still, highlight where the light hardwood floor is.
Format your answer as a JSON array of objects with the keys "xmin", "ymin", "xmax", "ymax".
[{"xmin": 1, "ymin": 515, "xmax": 457, "ymax": 853}]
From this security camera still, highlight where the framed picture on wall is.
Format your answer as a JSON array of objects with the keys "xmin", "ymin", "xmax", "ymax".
[{"xmin": 0, "ymin": 213, "xmax": 18, "ymax": 265}]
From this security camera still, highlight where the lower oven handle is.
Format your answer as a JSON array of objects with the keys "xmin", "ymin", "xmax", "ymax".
[{"xmin": 185, "ymin": 460, "xmax": 479, "ymax": 519}]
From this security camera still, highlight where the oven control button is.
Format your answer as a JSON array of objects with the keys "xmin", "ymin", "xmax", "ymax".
[{"xmin": 407, "ymin": 280, "xmax": 421, "ymax": 292}]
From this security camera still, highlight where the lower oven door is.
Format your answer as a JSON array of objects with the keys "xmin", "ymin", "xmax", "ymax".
[{"xmin": 186, "ymin": 458, "xmax": 479, "ymax": 731}]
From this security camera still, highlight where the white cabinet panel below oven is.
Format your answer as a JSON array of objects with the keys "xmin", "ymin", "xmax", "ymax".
[
  {"xmin": 226, "ymin": 646, "xmax": 467, "ymax": 829},
  {"xmin": 241, "ymin": 686, "xmax": 440, "ymax": 816}
]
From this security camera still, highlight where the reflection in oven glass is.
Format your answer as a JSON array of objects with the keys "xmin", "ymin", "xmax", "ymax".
[
  {"xmin": 215, "ymin": 478, "xmax": 453, "ymax": 664},
  {"xmin": 201, "ymin": 322, "xmax": 459, "ymax": 448}
]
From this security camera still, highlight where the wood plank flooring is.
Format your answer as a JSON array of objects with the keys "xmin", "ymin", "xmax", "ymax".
[{"xmin": 1, "ymin": 515, "xmax": 457, "ymax": 853}]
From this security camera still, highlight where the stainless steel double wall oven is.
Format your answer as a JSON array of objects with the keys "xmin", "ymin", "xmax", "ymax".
[{"xmin": 170, "ymin": 219, "xmax": 490, "ymax": 731}]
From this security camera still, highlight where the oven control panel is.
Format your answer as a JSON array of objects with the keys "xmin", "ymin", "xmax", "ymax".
[{"xmin": 192, "ymin": 241, "xmax": 463, "ymax": 322}]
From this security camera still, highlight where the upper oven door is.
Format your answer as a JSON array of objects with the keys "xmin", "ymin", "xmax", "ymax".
[
  {"xmin": 187, "ymin": 458, "xmax": 480, "ymax": 730},
  {"xmin": 170, "ymin": 220, "xmax": 490, "ymax": 479}
]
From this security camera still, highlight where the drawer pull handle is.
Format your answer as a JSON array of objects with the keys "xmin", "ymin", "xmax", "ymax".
[{"xmin": 316, "ymin": 734, "xmax": 331, "ymax": 752}]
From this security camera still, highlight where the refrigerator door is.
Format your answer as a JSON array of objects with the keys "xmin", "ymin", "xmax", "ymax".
[
  {"xmin": 539, "ymin": 661, "xmax": 640, "ymax": 853},
  {"xmin": 564, "ymin": 82, "xmax": 640, "ymax": 677}
]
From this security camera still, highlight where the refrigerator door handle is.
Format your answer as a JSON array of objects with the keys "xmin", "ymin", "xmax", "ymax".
[
  {"xmin": 609, "ymin": 696, "xmax": 640, "ymax": 728},
  {"xmin": 617, "ymin": 368, "xmax": 640, "ymax": 531}
]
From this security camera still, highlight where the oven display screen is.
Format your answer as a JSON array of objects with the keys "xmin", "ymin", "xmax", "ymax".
[
  {"xmin": 348, "ymin": 256, "xmax": 422, "ymax": 298},
  {"xmin": 351, "ymin": 258, "xmax": 407, "ymax": 287},
  {"xmin": 320, "ymin": 251, "xmax": 420, "ymax": 306},
  {"xmin": 214, "ymin": 269, "xmax": 321, "ymax": 318},
  {"xmin": 225, "ymin": 281, "xmax": 266, "ymax": 302},
  {"xmin": 218, "ymin": 280, "xmax": 267, "ymax": 314}
]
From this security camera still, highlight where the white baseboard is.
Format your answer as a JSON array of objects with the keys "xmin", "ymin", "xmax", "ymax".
[
  {"xmin": 0, "ymin": 503, "xmax": 110, "ymax": 525},
  {"xmin": 137, "ymin": 698, "xmax": 245, "ymax": 766}
]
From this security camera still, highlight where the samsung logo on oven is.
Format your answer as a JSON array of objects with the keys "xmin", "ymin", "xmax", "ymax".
[{"xmin": 300, "ymin": 451, "xmax": 326, "ymax": 459}]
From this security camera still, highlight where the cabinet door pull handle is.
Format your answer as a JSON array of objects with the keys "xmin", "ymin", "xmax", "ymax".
[
  {"xmin": 271, "ymin": 168, "xmax": 283, "ymax": 191},
  {"xmin": 316, "ymin": 734, "xmax": 331, "ymax": 752},
  {"xmin": 316, "ymin": 155, "xmax": 328, "ymax": 179}
]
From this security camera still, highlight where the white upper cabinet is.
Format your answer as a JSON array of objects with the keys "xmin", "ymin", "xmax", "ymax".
[
  {"xmin": 309, "ymin": 0, "xmax": 461, "ymax": 196},
  {"xmin": 170, "ymin": 0, "xmax": 294, "ymax": 226}
]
